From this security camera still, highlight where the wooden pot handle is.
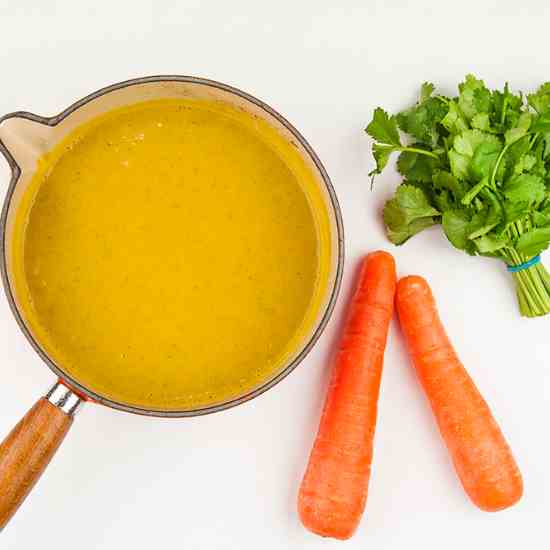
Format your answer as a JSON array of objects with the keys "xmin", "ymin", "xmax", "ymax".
[{"xmin": 0, "ymin": 382, "xmax": 82, "ymax": 530}]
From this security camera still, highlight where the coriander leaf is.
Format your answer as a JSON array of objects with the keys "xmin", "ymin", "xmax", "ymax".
[
  {"xmin": 480, "ymin": 188, "xmax": 504, "ymax": 227},
  {"xmin": 397, "ymin": 149, "xmax": 439, "ymax": 183},
  {"xmin": 369, "ymin": 143, "xmax": 396, "ymax": 177},
  {"xmin": 529, "ymin": 140, "xmax": 547, "ymax": 176},
  {"xmin": 468, "ymin": 193, "xmax": 502, "ymax": 238},
  {"xmin": 403, "ymin": 180, "xmax": 440, "ymax": 209},
  {"xmin": 449, "ymin": 149, "xmax": 470, "ymax": 180},
  {"xmin": 442, "ymin": 209, "xmax": 477, "ymax": 253},
  {"xmin": 366, "ymin": 108, "xmax": 402, "ymax": 146},
  {"xmin": 527, "ymin": 82, "xmax": 550, "ymax": 114},
  {"xmin": 420, "ymin": 82, "xmax": 435, "ymax": 102},
  {"xmin": 396, "ymin": 97, "xmax": 448, "ymax": 147},
  {"xmin": 469, "ymin": 211, "xmax": 489, "ymax": 235},
  {"xmin": 512, "ymin": 154, "xmax": 537, "ymax": 176},
  {"xmin": 386, "ymin": 216, "xmax": 438, "ymax": 245},
  {"xmin": 433, "ymin": 171, "xmax": 465, "ymax": 200},
  {"xmin": 492, "ymin": 84, "xmax": 523, "ymax": 130},
  {"xmin": 473, "ymin": 88, "xmax": 492, "ymax": 114},
  {"xmin": 471, "ymin": 113, "xmax": 491, "ymax": 131},
  {"xmin": 449, "ymin": 129, "xmax": 501, "ymax": 181},
  {"xmin": 383, "ymin": 185, "xmax": 440, "ymax": 244},
  {"xmin": 515, "ymin": 227, "xmax": 550, "ymax": 257},
  {"xmin": 454, "ymin": 129, "xmax": 501, "ymax": 157},
  {"xmin": 531, "ymin": 111, "xmax": 550, "ymax": 133},
  {"xmin": 474, "ymin": 234, "xmax": 509, "ymax": 254},
  {"xmin": 532, "ymin": 210, "xmax": 550, "ymax": 227},
  {"xmin": 385, "ymin": 184, "xmax": 440, "ymax": 223},
  {"xmin": 505, "ymin": 112, "xmax": 532, "ymax": 144},
  {"xmin": 471, "ymin": 142, "xmax": 502, "ymax": 179},
  {"xmin": 458, "ymin": 74, "xmax": 490, "ymax": 120},
  {"xmin": 441, "ymin": 101, "xmax": 468, "ymax": 135},
  {"xmin": 504, "ymin": 173, "xmax": 546, "ymax": 204},
  {"xmin": 441, "ymin": 209, "xmax": 490, "ymax": 254},
  {"xmin": 469, "ymin": 222, "xmax": 499, "ymax": 240},
  {"xmin": 501, "ymin": 135, "xmax": 532, "ymax": 181},
  {"xmin": 433, "ymin": 190, "xmax": 456, "ymax": 212},
  {"xmin": 503, "ymin": 200, "xmax": 530, "ymax": 225},
  {"xmin": 458, "ymin": 74, "xmax": 485, "ymax": 94}
]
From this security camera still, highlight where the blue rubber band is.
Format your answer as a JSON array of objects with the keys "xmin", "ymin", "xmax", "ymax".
[{"xmin": 507, "ymin": 255, "xmax": 541, "ymax": 273}]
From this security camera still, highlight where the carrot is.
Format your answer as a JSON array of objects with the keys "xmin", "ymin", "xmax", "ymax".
[
  {"xmin": 396, "ymin": 275, "xmax": 523, "ymax": 512},
  {"xmin": 298, "ymin": 251, "xmax": 396, "ymax": 539}
]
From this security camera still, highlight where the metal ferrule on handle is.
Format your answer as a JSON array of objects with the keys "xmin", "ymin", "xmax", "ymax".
[{"xmin": 46, "ymin": 382, "xmax": 83, "ymax": 416}]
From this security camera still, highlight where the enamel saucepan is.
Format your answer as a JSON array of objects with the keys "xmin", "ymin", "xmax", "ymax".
[{"xmin": 0, "ymin": 76, "xmax": 344, "ymax": 529}]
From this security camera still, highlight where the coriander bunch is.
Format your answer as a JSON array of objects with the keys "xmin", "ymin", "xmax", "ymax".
[{"xmin": 366, "ymin": 75, "xmax": 550, "ymax": 317}]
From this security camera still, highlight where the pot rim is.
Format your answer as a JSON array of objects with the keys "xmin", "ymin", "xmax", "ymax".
[{"xmin": 0, "ymin": 75, "xmax": 344, "ymax": 417}]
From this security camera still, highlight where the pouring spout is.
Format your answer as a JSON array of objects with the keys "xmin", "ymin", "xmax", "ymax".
[{"xmin": 0, "ymin": 114, "xmax": 53, "ymax": 170}]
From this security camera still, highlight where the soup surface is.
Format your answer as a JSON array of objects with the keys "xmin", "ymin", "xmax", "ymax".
[{"xmin": 11, "ymin": 99, "xmax": 332, "ymax": 410}]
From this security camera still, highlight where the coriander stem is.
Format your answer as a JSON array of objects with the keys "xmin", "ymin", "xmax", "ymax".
[
  {"xmin": 434, "ymin": 95, "xmax": 450, "ymax": 105},
  {"xmin": 490, "ymin": 146, "xmax": 508, "ymax": 187},
  {"xmin": 490, "ymin": 133, "xmax": 532, "ymax": 187},
  {"xmin": 400, "ymin": 147, "xmax": 439, "ymax": 160},
  {"xmin": 503, "ymin": 222, "xmax": 550, "ymax": 317},
  {"xmin": 500, "ymin": 96, "xmax": 508, "ymax": 125}
]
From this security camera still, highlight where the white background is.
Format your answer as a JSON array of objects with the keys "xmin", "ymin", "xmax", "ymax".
[{"xmin": 0, "ymin": 1, "xmax": 548, "ymax": 548}]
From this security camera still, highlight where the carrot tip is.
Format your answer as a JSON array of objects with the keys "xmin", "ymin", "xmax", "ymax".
[
  {"xmin": 298, "ymin": 508, "xmax": 357, "ymax": 540},
  {"xmin": 366, "ymin": 250, "xmax": 396, "ymax": 265},
  {"xmin": 396, "ymin": 274, "xmax": 430, "ymax": 300}
]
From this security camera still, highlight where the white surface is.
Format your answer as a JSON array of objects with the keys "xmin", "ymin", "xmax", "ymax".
[{"xmin": 0, "ymin": 1, "xmax": 548, "ymax": 548}]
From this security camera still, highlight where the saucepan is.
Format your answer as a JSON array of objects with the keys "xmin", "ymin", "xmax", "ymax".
[{"xmin": 0, "ymin": 76, "xmax": 344, "ymax": 529}]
